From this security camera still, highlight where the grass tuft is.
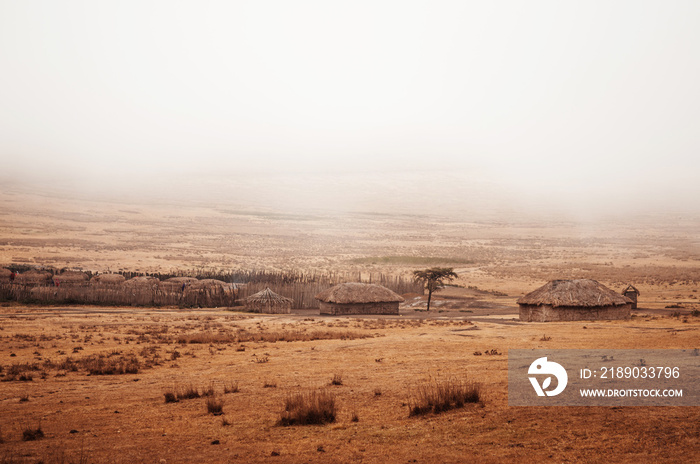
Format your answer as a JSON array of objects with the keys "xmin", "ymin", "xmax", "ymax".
[
  {"xmin": 206, "ymin": 396, "xmax": 224, "ymax": 415},
  {"xmin": 22, "ymin": 425, "xmax": 44, "ymax": 441},
  {"xmin": 224, "ymin": 381, "xmax": 239, "ymax": 394},
  {"xmin": 408, "ymin": 378, "xmax": 481, "ymax": 416},
  {"xmin": 176, "ymin": 384, "xmax": 200, "ymax": 400},
  {"xmin": 277, "ymin": 390, "xmax": 337, "ymax": 426}
]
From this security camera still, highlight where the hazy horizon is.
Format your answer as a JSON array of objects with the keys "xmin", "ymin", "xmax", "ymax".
[{"xmin": 2, "ymin": 1, "xmax": 699, "ymax": 219}]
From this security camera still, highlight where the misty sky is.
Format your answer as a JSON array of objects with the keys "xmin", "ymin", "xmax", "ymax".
[{"xmin": 1, "ymin": 1, "xmax": 699, "ymax": 216}]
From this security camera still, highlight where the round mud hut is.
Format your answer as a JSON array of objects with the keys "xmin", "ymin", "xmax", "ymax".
[
  {"xmin": 15, "ymin": 270, "xmax": 53, "ymax": 286},
  {"xmin": 0, "ymin": 268, "xmax": 12, "ymax": 283},
  {"xmin": 245, "ymin": 287, "xmax": 293, "ymax": 314},
  {"xmin": 315, "ymin": 282, "xmax": 404, "ymax": 315},
  {"xmin": 124, "ymin": 276, "xmax": 160, "ymax": 289},
  {"xmin": 91, "ymin": 273, "xmax": 126, "ymax": 286},
  {"xmin": 517, "ymin": 279, "xmax": 632, "ymax": 322},
  {"xmin": 54, "ymin": 270, "xmax": 89, "ymax": 286},
  {"xmin": 159, "ymin": 276, "xmax": 199, "ymax": 292}
]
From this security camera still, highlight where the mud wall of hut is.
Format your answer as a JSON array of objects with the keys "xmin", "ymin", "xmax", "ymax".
[
  {"xmin": 519, "ymin": 304, "xmax": 631, "ymax": 322},
  {"xmin": 319, "ymin": 301, "xmax": 400, "ymax": 315}
]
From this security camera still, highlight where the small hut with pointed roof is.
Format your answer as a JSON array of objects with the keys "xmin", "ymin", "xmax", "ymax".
[
  {"xmin": 315, "ymin": 282, "xmax": 404, "ymax": 315},
  {"xmin": 517, "ymin": 279, "xmax": 632, "ymax": 322},
  {"xmin": 621, "ymin": 284, "xmax": 640, "ymax": 309},
  {"xmin": 245, "ymin": 287, "xmax": 293, "ymax": 314}
]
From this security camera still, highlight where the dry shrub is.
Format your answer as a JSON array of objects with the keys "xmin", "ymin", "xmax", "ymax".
[
  {"xmin": 206, "ymin": 396, "xmax": 224, "ymax": 415},
  {"xmin": 224, "ymin": 381, "xmax": 239, "ymax": 394},
  {"xmin": 177, "ymin": 332, "xmax": 237, "ymax": 344},
  {"xmin": 176, "ymin": 384, "xmax": 200, "ymax": 400},
  {"xmin": 163, "ymin": 391, "xmax": 179, "ymax": 403},
  {"xmin": 330, "ymin": 374, "xmax": 343, "ymax": 386},
  {"xmin": 22, "ymin": 424, "xmax": 44, "ymax": 441},
  {"xmin": 277, "ymin": 390, "xmax": 337, "ymax": 426},
  {"xmin": 84, "ymin": 353, "xmax": 139, "ymax": 375},
  {"xmin": 2, "ymin": 362, "xmax": 40, "ymax": 381},
  {"xmin": 201, "ymin": 383, "xmax": 216, "ymax": 397},
  {"xmin": 408, "ymin": 378, "xmax": 481, "ymax": 416}
]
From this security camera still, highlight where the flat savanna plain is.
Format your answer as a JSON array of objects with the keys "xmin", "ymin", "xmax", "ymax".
[{"xmin": 0, "ymin": 188, "xmax": 699, "ymax": 463}]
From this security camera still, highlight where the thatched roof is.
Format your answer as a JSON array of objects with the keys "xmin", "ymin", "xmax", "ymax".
[
  {"xmin": 91, "ymin": 274, "xmax": 126, "ymax": 284},
  {"xmin": 517, "ymin": 279, "xmax": 632, "ymax": 308},
  {"xmin": 315, "ymin": 283, "xmax": 404, "ymax": 304},
  {"xmin": 15, "ymin": 270, "xmax": 53, "ymax": 284},
  {"xmin": 187, "ymin": 279, "xmax": 231, "ymax": 290},
  {"xmin": 55, "ymin": 271, "xmax": 89, "ymax": 283},
  {"xmin": 622, "ymin": 284, "xmax": 640, "ymax": 296},
  {"xmin": 124, "ymin": 276, "xmax": 160, "ymax": 287},
  {"xmin": 164, "ymin": 277, "xmax": 199, "ymax": 284},
  {"xmin": 246, "ymin": 287, "xmax": 293, "ymax": 304},
  {"xmin": 0, "ymin": 268, "xmax": 12, "ymax": 280}
]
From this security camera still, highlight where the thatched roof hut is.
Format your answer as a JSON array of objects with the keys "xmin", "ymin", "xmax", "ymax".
[
  {"xmin": 186, "ymin": 279, "xmax": 230, "ymax": 290},
  {"xmin": 91, "ymin": 274, "xmax": 126, "ymax": 285},
  {"xmin": 160, "ymin": 276, "xmax": 198, "ymax": 292},
  {"xmin": 15, "ymin": 270, "xmax": 53, "ymax": 285},
  {"xmin": 124, "ymin": 276, "xmax": 160, "ymax": 288},
  {"xmin": 315, "ymin": 282, "xmax": 404, "ymax": 315},
  {"xmin": 55, "ymin": 271, "xmax": 89, "ymax": 286},
  {"xmin": 245, "ymin": 287, "xmax": 293, "ymax": 314},
  {"xmin": 0, "ymin": 268, "xmax": 12, "ymax": 282},
  {"xmin": 517, "ymin": 279, "xmax": 632, "ymax": 322}
]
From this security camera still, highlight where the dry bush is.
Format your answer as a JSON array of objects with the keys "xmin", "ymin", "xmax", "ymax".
[
  {"xmin": 84, "ymin": 353, "xmax": 139, "ymax": 375},
  {"xmin": 22, "ymin": 424, "xmax": 44, "ymax": 441},
  {"xmin": 277, "ymin": 390, "xmax": 337, "ymax": 426},
  {"xmin": 330, "ymin": 374, "xmax": 343, "ymax": 386},
  {"xmin": 177, "ymin": 332, "xmax": 237, "ymax": 344},
  {"xmin": 206, "ymin": 396, "xmax": 224, "ymax": 415},
  {"xmin": 2, "ymin": 362, "xmax": 40, "ymax": 381},
  {"xmin": 408, "ymin": 378, "xmax": 481, "ymax": 416},
  {"xmin": 176, "ymin": 384, "xmax": 201, "ymax": 400},
  {"xmin": 201, "ymin": 383, "xmax": 216, "ymax": 397},
  {"xmin": 163, "ymin": 391, "xmax": 179, "ymax": 403},
  {"xmin": 224, "ymin": 381, "xmax": 239, "ymax": 394}
]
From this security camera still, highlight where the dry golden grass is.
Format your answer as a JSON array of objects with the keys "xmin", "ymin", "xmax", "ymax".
[{"xmin": 0, "ymin": 307, "xmax": 697, "ymax": 463}]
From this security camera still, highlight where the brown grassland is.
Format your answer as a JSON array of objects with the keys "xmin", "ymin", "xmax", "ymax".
[{"xmin": 0, "ymin": 189, "xmax": 699, "ymax": 463}]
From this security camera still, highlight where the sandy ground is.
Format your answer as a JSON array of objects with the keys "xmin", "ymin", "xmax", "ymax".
[{"xmin": 0, "ymin": 304, "xmax": 698, "ymax": 464}]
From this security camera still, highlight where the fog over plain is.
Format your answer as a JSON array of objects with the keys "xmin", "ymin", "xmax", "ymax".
[{"xmin": 1, "ymin": 1, "xmax": 699, "ymax": 219}]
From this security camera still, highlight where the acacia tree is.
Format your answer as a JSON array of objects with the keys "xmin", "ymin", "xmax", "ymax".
[{"xmin": 412, "ymin": 267, "xmax": 458, "ymax": 311}]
